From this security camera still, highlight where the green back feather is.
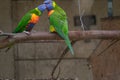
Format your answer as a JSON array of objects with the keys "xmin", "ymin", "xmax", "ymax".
[{"xmin": 54, "ymin": 4, "xmax": 66, "ymax": 16}]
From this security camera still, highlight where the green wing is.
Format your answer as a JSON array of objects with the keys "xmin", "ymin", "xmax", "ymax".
[
  {"xmin": 49, "ymin": 11, "xmax": 74, "ymax": 55},
  {"xmin": 13, "ymin": 12, "xmax": 31, "ymax": 33},
  {"xmin": 50, "ymin": 11, "xmax": 68, "ymax": 37},
  {"xmin": 49, "ymin": 4, "xmax": 67, "ymax": 34}
]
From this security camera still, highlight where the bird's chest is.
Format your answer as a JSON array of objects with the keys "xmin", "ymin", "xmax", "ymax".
[
  {"xmin": 48, "ymin": 10, "xmax": 55, "ymax": 17},
  {"xmin": 29, "ymin": 14, "xmax": 40, "ymax": 23}
]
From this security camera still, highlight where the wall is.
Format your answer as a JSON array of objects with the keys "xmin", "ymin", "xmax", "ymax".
[
  {"xmin": 90, "ymin": 18, "xmax": 120, "ymax": 80},
  {"xmin": 90, "ymin": 0, "xmax": 120, "ymax": 80}
]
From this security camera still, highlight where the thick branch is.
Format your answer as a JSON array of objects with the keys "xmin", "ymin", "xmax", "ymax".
[{"xmin": 0, "ymin": 30, "xmax": 120, "ymax": 49}]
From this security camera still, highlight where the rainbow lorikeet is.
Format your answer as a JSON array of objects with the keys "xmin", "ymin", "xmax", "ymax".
[
  {"xmin": 5, "ymin": 4, "xmax": 46, "ymax": 52},
  {"xmin": 13, "ymin": 4, "xmax": 46, "ymax": 33},
  {"xmin": 44, "ymin": 0, "xmax": 74, "ymax": 55}
]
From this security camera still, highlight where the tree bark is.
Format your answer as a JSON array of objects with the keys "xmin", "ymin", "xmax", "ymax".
[{"xmin": 0, "ymin": 30, "xmax": 120, "ymax": 49}]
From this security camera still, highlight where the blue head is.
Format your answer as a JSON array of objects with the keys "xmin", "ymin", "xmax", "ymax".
[
  {"xmin": 37, "ymin": 4, "xmax": 46, "ymax": 12},
  {"xmin": 46, "ymin": 2, "xmax": 53, "ymax": 11},
  {"xmin": 44, "ymin": 0, "xmax": 56, "ymax": 11}
]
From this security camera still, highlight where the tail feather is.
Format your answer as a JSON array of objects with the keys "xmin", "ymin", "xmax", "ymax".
[{"xmin": 65, "ymin": 37, "xmax": 74, "ymax": 55}]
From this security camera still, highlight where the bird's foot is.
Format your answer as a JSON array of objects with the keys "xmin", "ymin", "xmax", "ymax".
[
  {"xmin": 23, "ymin": 31, "xmax": 31, "ymax": 35},
  {"xmin": 0, "ymin": 30, "xmax": 3, "ymax": 34}
]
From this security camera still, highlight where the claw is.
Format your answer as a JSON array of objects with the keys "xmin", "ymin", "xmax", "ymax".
[
  {"xmin": 23, "ymin": 31, "xmax": 31, "ymax": 35},
  {"xmin": 0, "ymin": 30, "xmax": 3, "ymax": 34}
]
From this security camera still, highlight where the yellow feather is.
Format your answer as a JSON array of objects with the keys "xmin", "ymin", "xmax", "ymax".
[
  {"xmin": 50, "ymin": 25, "xmax": 56, "ymax": 32},
  {"xmin": 53, "ymin": 1, "xmax": 56, "ymax": 7}
]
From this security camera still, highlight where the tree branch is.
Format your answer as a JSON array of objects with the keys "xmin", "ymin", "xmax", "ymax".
[
  {"xmin": 0, "ymin": 33, "xmax": 15, "ymax": 36},
  {"xmin": 0, "ymin": 30, "xmax": 120, "ymax": 49}
]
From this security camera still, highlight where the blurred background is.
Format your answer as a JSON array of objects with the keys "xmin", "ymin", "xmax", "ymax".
[{"xmin": 0, "ymin": 0, "xmax": 120, "ymax": 80}]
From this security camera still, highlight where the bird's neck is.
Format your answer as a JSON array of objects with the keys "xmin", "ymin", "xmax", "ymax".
[{"xmin": 35, "ymin": 8, "xmax": 41, "ymax": 16}]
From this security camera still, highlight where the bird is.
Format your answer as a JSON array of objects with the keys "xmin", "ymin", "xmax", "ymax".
[
  {"xmin": 13, "ymin": 4, "xmax": 46, "ymax": 34},
  {"xmin": 5, "ymin": 3, "xmax": 46, "ymax": 52},
  {"xmin": 44, "ymin": 0, "xmax": 74, "ymax": 55}
]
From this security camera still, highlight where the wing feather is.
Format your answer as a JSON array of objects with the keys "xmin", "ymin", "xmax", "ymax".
[
  {"xmin": 49, "ymin": 11, "xmax": 68, "ymax": 38},
  {"xmin": 13, "ymin": 13, "xmax": 31, "ymax": 33}
]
